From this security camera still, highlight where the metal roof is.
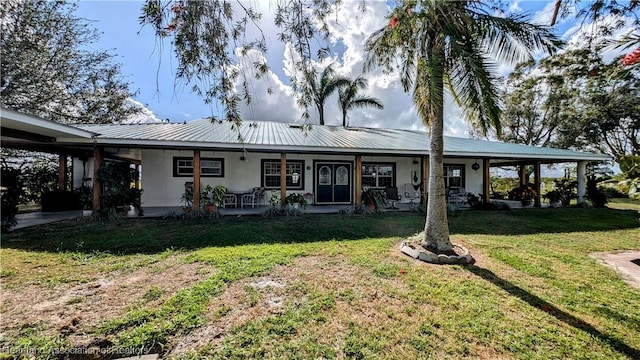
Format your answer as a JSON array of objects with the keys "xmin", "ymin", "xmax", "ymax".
[{"xmin": 76, "ymin": 118, "xmax": 610, "ymax": 162}]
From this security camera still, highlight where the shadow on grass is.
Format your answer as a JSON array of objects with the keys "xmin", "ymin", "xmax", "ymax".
[
  {"xmin": 467, "ymin": 265, "xmax": 640, "ymax": 359},
  {"xmin": 1, "ymin": 208, "xmax": 638, "ymax": 256}
]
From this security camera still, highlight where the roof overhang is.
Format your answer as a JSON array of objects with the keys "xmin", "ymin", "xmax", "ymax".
[{"xmin": 1, "ymin": 107, "xmax": 97, "ymax": 145}]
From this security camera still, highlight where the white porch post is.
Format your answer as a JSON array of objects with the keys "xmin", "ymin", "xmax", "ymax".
[{"xmin": 577, "ymin": 161, "xmax": 586, "ymax": 204}]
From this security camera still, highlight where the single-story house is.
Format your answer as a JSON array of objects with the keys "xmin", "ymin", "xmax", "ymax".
[{"xmin": 1, "ymin": 107, "xmax": 611, "ymax": 211}]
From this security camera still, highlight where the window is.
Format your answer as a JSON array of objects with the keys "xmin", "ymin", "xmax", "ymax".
[
  {"xmin": 443, "ymin": 164, "xmax": 465, "ymax": 188},
  {"xmin": 361, "ymin": 163, "xmax": 395, "ymax": 188},
  {"xmin": 261, "ymin": 160, "xmax": 304, "ymax": 190},
  {"xmin": 173, "ymin": 157, "xmax": 224, "ymax": 177}
]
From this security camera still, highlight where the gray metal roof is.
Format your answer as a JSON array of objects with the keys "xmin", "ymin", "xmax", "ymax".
[{"xmin": 76, "ymin": 118, "xmax": 610, "ymax": 162}]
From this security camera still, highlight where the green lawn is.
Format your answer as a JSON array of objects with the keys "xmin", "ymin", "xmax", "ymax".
[{"xmin": 1, "ymin": 207, "xmax": 639, "ymax": 359}]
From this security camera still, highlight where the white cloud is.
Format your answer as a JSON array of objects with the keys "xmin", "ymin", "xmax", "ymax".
[
  {"xmin": 121, "ymin": 98, "xmax": 163, "ymax": 124},
  {"xmin": 231, "ymin": 1, "xmax": 637, "ymax": 139},
  {"xmin": 236, "ymin": 47, "xmax": 301, "ymax": 123}
]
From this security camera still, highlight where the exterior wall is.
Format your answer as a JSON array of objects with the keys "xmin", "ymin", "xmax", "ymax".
[{"xmin": 137, "ymin": 149, "xmax": 486, "ymax": 207}]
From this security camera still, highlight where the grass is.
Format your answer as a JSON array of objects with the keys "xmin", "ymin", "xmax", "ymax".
[{"xmin": 1, "ymin": 206, "xmax": 639, "ymax": 359}]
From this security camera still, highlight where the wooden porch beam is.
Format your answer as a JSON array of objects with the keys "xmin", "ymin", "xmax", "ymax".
[
  {"xmin": 134, "ymin": 164, "xmax": 141, "ymax": 190},
  {"xmin": 193, "ymin": 150, "xmax": 201, "ymax": 208},
  {"xmin": 92, "ymin": 146, "xmax": 103, "ymax": 212},
  {"xmin": 482, "ymin": 158, "xmax": 490, "ymax": 204},
  {"xmin": 518, "ymin": 164, "xmax": 527, "ymax": 186},
  {"xmin": 280, "ymin": 153, "xmax": 287, "ymax": 206},
  {"xmin": 534, "ymin": 161, "xmax": 541, "ymax": 208},
  {"xmin": 355, "ymin": 155, "xmax": 362, "ymax": 206},
  {"xmin": 58, "ymin": 154, "xmax": 67, "ymax": 190}
]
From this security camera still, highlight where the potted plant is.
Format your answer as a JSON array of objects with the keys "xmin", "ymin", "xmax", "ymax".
[
  {"xmin": 362, "ymin": 188, "xmax": 387, "ymax": 210},
  {"xmin": 509, "ymin": 184, "xmax": 537, "ymax": 207},
  {"xmin": 211, "ymin": 185, "xmax": 227, "ymax": 207},
  {"xmin": 285, "ymin": 192, "xmax": 308, "ymax": 209},
  {"xmin": 201, "ymin": 184, "xmax": 227, "ymax": 212},
  {"xmin": 544, "ymin": 189, "xmax": 563, "ymax": 207}
]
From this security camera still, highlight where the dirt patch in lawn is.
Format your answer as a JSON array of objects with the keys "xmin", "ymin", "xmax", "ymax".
[
  {"xmin": 1, "ymin": 254, "xmax": 216, "ymax": 347},
  {"xmin": 168, "ymin": 254, "xmax": 414, "ymax": 357}
]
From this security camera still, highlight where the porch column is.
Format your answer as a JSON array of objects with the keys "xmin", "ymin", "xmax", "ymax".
[
  {"xmin": 355, "ymin": 155, "xmax": 362, "ymax": 206},
  {"xmin": 193, "ymin": 150, "xmax": 201, "ymax": 208},
  {"xmin": 482, "ymin": 159, "xmax": 490, "ymax": 204},
  {"xmin": 280, "ymin": 153, "xmax": 287, "ymax": 206},
  {"xmin": 92, "ymin": 146, "xmax": 103, "ymax": 211},
  {"xmin": 534, "ymin": 161, "xmax": 541, "ymax": 208},
  {"xmin": 57, "ymin": 154, "xmax": 67, "ymax": 190},
  {"xmin": 421, "ymin": 156, "xmax": 428, "ymax": 206},
  {"xmin": 134, "ymin": 163, "xmax": 141, "ymax": 190},
  {"xmin": 518, "ymin": 164, "xmax": 527, "ymax": 186},
  {"xmin": 577, "ymin": 161, "xmax": 586, "ymax": 204}
]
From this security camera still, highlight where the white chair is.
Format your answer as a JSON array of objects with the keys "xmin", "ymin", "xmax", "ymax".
[
  {"xmin": 403, "ymin": 183, "xmax": 420, "ymax": 208},
  {"xmin": 223, "ymin": 193, "xmax": 237, "ymax": 208},
  {"xmin": 241, "ymin": 187, "xmax": 264, "ymax": 208}
]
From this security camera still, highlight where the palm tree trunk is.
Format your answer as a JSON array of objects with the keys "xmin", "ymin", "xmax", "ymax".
[
  {"xmin": 422, "ymin": 48, "xmax": 454, "ymax": 254},
  {"xmin": 318, "ymin": 105, "xmax": 325, "ymax": 125},
  {"xmin": 342, "ymin": 109, "xmax": 347, "ymax": 127}
]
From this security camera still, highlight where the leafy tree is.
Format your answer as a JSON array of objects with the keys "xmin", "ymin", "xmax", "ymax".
[
  {"xmin": 500, "ymin": 49, "xmax": 640, "ymax": 161},
  {"xmin": 338, "ymin": 77, "xmax": 384, "ymax": 127},
  {"xmin": 499, "ymin": 59, "xmax": 573, "ymax": 147},
  {"xmin": 309, "ymin": 64, "xmax": 350, "ymax": 125},
  {"xmin": 140, "ymin": 0, "xmax": 342, "ymax": 127},
  {"xmin": 364, "ymin": 1, "xmax": 560, "ymax": 253},
  {"xmin": 1, "ymin": 0, "xmax": 139, "ymax": 124},
  {"xmin": 1, "ymin": 0, "xmax": 141, "ymax": 217}
]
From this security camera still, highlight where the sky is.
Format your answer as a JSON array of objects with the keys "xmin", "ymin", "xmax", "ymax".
[{"xmin": 74, "ymin": 0, "xmax": 636, "ymax": 138}]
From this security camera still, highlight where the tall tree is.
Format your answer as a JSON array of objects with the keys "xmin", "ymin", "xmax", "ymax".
[
  {"xmin": 338, "ymin": 77, "xmax": 383, "ymax": 127},
  {"xmin": 308, "ymin": 64, "xmax": 349, "ymax": 125},
  {"xmin": 364, "ymin": 0, "xmax": 560, "ymax": 253},
  {"xmin": 140, "ymin": 0, "xmax": 342, "ymax": 127},
  {"xmin": 500, "ymin": 49, "xmax": 640, "ymax": 161},
  {"xmin": 0, "ymin": 0, "xmax": 138, "ymax": 124}
]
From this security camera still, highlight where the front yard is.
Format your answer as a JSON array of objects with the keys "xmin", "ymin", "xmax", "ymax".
[{"xmin": 1, "ymin": 207, "xmax": 639, "ymax": 359}]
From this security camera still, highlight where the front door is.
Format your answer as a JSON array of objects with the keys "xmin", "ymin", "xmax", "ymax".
[{"xmin": 315, "ymin": 162, "xmax": 352, "ymax": 204}]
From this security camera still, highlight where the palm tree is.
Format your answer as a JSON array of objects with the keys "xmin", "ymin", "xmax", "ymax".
[
  {"xmin": 338, "ymin": 77, "xmax": 384, "ymax": 127},
  {"xmin": 309, "ymin": 64, "xmax": 349, "ymax": 125},
  {"xmin": 364, "ymin": 0, "xmax": 561, "ymax": 253}
]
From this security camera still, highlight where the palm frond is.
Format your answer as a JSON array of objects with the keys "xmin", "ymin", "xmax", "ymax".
[
  {"xmin": 350, "ymin": 97, "xmax": 384, "ymax": 110},
  {"xmin": 473, "ymin": 12, "xmax": 563, "ymax": 65}
]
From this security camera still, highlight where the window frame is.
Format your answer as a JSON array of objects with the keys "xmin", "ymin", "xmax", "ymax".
[
  {"xmin": 361, "ymin": 162, "xmax": 396, "ymax": 188},
  {"xmin": 172, "ymin": 157, "xmax": 225, "ymax": 177},
  {"xmin": 261, "ymin": 159, "xmax": 305, "ymax": 190},
  {"xmin": 443, "ymin": 163, "xmax": 465, "ymax": 189}
]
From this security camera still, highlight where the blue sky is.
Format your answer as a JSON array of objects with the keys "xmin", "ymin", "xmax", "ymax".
[{"xmin": 74, "ymin": 1, "xmax": 630, "ymax": 135}]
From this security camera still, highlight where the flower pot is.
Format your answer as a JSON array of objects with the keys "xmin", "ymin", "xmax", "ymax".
[
  {"xmin": 82, "ymin": 209, "xmax": 93, "ymax": 217},
  {"xmin": 521, "ymin": 199, "xmax": 532, "ymax": 207},
  {"xmin": 204, "ymin": 204, "xmax": 216, "ymax": 213}
]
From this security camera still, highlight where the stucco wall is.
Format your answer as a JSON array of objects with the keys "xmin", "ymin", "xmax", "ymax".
[{"xmin": 107, "ymin": 150, "xmax": 488, "ymax": 208}]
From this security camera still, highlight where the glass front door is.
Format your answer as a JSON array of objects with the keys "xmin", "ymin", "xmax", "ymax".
[{"xmin": 315, "ymin": 162, "xmax": 352, "ymax": 204}]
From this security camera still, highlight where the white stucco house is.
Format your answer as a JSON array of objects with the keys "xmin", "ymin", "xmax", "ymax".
[{"xmin": 1, "ymin": 107, "xmax": 611, "ymax": 211}]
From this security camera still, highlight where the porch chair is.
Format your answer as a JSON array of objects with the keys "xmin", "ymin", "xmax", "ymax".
[
  {"xmin": 384, "ymin": 186, "xmax": 401, "ymax": 209},
  {"xmin": 223, "ymin": 193, "xmax": 237, "ymax": 208},
  {"xmin": 403, "ymin": 183, "xmax": 420, "ymax": 208},
  {"xmin": 447, "ymin": 187, "xmax": 467, "ymax": 206},
  {"xmin": 241, "ymin": 187, "xmax": 264, "ymax": 208}
]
